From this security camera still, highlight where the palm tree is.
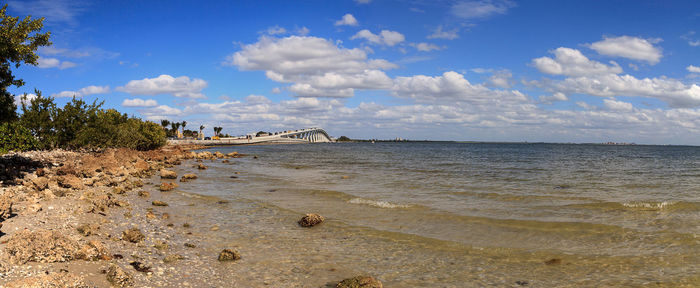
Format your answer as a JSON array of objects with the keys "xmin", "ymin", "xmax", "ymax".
[
  {"xmin": 160, "ymin": 119, "xmax": 170, "ymax": 129},
  {"xmin": 213, "ymin": 126, "xmax": 222, "ymax": 137},
  {"xmin": 170, "ymin": 122, "xmax": 177, "ymax": 137},
  {"xmin": 181, "ymin": 121, "xmax": 187, "ymax": 136},
  {"xmin": 199, "ymin": 125, "xmax": 205, "ymax": 139}
]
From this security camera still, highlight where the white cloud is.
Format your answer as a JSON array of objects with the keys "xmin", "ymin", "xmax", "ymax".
[
  {"xmin": 533, "ymin": 47, "xmax": 623, "ymax": 77},
  {"xmin": 392, "ymin": 71, "xmax": 528, "ymax": 104},
  {"xmin": 603, "ymin": 99, "xmax": 634, "ymax": 111},
  {"xmin": 451, "ymin": 0, "xmax": 516, "ymax": 19},
  {"xmin": 117, "ymin": 75, "xmax": 207, "ymax": 99},
  {"xmin": 589, "ymin": 36, "xmax": 663, "ymax": 64},
  {"xmin": 7, "ymin": 0, "xmax": 84, "ymax": 25},
  {"xmin": 554, "ymin": 74, "xmax": 700, "ymax": 108},
  {"xmin": 681, "ymin": 31, "xmax": 700, "ymax": 47},
  {"xmin": 351, "ymin": 29, "xmax": 405, "ymax": 46},
  {"xmin": 227, "ymin": 36, "xmax": 397, "ymax": 98},
  {"xmin": 487, "ymin": 70, "xmax": 512, "ymax": 88},
  {"xmin": 335, "ymin": 13, "xmax": 358, "ymax": 26},
  {"xmin": 411, "ymin": 42, "xmax": 441, "ymax": 52},
  {"xmin": 51, "ymin": 85, "xmax": 110, "ymax": 98},
  {"xmin": 266, "ymin": 26, "xmax": 286, "ymax": 35},
  {"xmin": 296, "ymin": 26, "xmax": 310, "ymax": 35},
  {"xmin": 37, "ymin": 57, "xmax": 78, "ymax": 69},
  {"xmin": 427, "ymin": 25, "xmax": 459, "ymax": 40},
  {"xmin": 14, "ymin": 93, "xmax": 37, "ymax": 107},
  {"xmin": 688, "ymin": 65, "xmax": 700, "ymax": 73},
  {"xmin": 539, "ymin": 92, "xmax": 568, "ymax": 103},
  {"xmin": 122, "ymin": 98, "xmax": 158, "ymax": 107}
]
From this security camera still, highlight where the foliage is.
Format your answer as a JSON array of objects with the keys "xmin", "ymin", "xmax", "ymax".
[
  {"xmin": 0, "ymin": 4, "xmax": 51, "ymax": 122},
  {"xmin": 256, "ymin": 131, "xmax": 271, "ymax": 137},
  {"xmin": 18, "ymin": 94, "xmax": 165, "ymax": 151},
  {"xmin": 213, "ymin": 126, "xmax": 222, "ymax": 136},
  {"xmin": 0, "ymin": 121, "xmax": 38, "ymax": 153},
  {"xmin": 336, "ymin": 136, "xmax": 351, "ymax": 142}
]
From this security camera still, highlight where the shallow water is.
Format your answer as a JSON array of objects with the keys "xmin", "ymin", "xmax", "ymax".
[{"xmin": 177, "ymin": 142, "xmax": 699, "ymax": 286}]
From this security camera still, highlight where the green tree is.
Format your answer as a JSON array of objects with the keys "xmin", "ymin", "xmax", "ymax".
[
  {"xmin": 20, "ymin": 90, "xmax": 57, "ymax": 149},
  {"xmin": 53, "ymin": 97, "xmax": 103, "ymax": 149},
  {"xmin": 0, "ymin": 121, "xmax": 38, "ymax": 153},
  {"xmin": 181, "ymin": 120, "xmax": 187, "ymax": 136},
  {"xmin": 0, "ymin": 4, "xmax": 51, "ymax": 122}
]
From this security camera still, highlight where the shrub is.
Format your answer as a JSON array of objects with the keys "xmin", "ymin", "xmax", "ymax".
[{"xmin": 0, "ymin": 122, "xmax": 38, "ymax": 154}]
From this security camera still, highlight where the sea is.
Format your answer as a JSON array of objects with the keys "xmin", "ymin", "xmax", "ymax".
[{"xmin": 174, "ymin": 142, "xmax": 699, "ymax": 287}]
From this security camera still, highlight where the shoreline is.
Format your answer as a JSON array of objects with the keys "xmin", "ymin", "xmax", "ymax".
[{"xmin": 0, "ymin": 146, "xmax": 381, "ymax": 287}]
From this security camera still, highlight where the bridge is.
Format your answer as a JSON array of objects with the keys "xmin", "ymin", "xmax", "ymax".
[{"xmin": 168, "ymin": 127, "xmax": 334, "ymax": 146}]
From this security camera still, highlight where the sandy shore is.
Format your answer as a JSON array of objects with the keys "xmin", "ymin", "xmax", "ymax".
[{"xmin": 0, "ymin": 146, "xmax": 381, "ymax": 287}]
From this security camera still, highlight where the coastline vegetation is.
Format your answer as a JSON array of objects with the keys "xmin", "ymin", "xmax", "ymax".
[{"xmin": 0, "ymin": 5, "xmax": 165, "ymax": 154}]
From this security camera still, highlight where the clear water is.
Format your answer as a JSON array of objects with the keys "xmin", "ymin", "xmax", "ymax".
[{"xmin": 175, "ymin": 142, "xmax": 700, "ymax": 287}]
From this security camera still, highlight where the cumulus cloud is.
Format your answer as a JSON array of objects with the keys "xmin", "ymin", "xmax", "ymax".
[
  {"xmin": 296, "ymin": 26, "xmax": 310, "ymax": 35},
  {"xmin": 688, "ymin": 65, "xmax": 700, "ymax": 73},
  {"xmin": 392, "ymin": 71, "xmax": 528, "ymax": 104},
  {"xmin": 451, "ymin": 0, "xmax": 516, "ymax": 20},
  {"xmin": 117, "ymin": 75, "xmax": 207, "ymax": 99},
  {"xmin": 122, "ymin": 98, "xmax": 158, "ymax": 107},
  {"xmin": 539, "ymin": 92, "xmax": 568, "ymax": 103},
  {"xmin": 37, "ymin": 57, "xmax": 76, "ymax": 69},
  {"xmin": 335, "ymin": 13, "xmax": 358, "ymax": 26},
  {"xmin": 554, "ymin": 74, "xmax": 700, "ymax": 108},
  {"xmin": 351, "ymin": 29, "xmax": 405, "ymax": 46},
  {"xmin": 411, "ymin": 42, "xmax": 441, "ymax": 52},
  {"xmin": 51, "ymin": 85, "xmax": 110, "ymax": 98},
  {"xmin": 266, "ymin": 26, "xmax": 286, "ymax": 35},
  {"xmin": 427, "ymin": 25, "xmax": 459, "ymax": 40},
  {"xmin": 589, "ymin": 36, "xmax": 663, "ymax": 64},
  {"xmin": 533, "ymin": 47, "xmax": 623, "ymax": 77},
  {"xmin": 226, "ymin": 36, "xmax": 397, "ymax": 97},
  {"xmin": 14, "ymin": 93, "xmax": 37, "ymax": 107},
  {"xmin": 603, "ymin": 99, "xmax": 634, "ymax": 111}
]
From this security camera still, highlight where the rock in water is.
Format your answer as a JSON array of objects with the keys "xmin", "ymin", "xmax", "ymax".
[
  {"xmin": 106, "ymin": 264, "xmax": 133, "ymax": 287},
  {"xmin": 298, "ymin": 213, "xmax": 324, "ymax": 227},
  {"xmin": 159, "ymin": 182, "xmax": 178, "ymax": 191},
  {"xmin": 180, "ymin": 173, "xmax": 198, "ymax": 182},
  {"xmin": 152, "ymin": 200, "xmax": 168, "ymax": 206},
  {"xmin": 217, "ymin": 249, "xmax": 241, "ymax": 261},
  {"xmin": 197, "ymin": 163, "xmax": 207, "ymax": 170},
  {"xmin": 160, "ymin": 169, "xmax": 177, "ymax": 179},
  {"xmin": 336, "ymin": 276, "xmax": 383, "ymax": 288},
  {"xmin": 121, "ymin": 228, "xmax": 145, "ymax": 243}
]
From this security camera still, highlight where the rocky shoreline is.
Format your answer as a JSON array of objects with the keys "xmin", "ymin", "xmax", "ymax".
[{"xmin": 0, "ymin": 146, "xmax": 381, "ymax": 287}]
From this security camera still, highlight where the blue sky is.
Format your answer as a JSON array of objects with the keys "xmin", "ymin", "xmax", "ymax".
[{"xmin": 7, "ymin": 0, "xmax": 700, "ymax": 144}]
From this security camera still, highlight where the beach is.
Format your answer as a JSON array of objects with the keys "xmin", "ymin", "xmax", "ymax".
[{"xmin": 0, "ymin": 143, "xmax": 698, "ymax": 287}]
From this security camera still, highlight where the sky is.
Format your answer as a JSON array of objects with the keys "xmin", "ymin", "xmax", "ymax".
[{"xmin": 7, "ymin": 0, "xmax": 700, "ymax": 144}]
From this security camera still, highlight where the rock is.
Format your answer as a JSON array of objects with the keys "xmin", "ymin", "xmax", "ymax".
[
  {"xmin": 145, "ymin": 211, "xmax": 156, "ymax": 219},
  {"xmin": 162, "ymin": 213, "xmax": 170, "ymax": 219},
  {"xmin": 184, "ymin": 243, "xmax": 196, "ymax": 248},
  {"xmin": 341, "ymin": 175, "xmax": 351, "ymax": 179},
  {"xmin": 544, "ymin": 258, "xmax": 562, "ymax": 265},
  {"xmin": 91, "ymin": 194, "xmax": 118, "ymax": 211},
  {"xmin": 76, "ymin": 240, "xmax": 110, "ymax": 261},
  {"xmin": 0, "ymin": 194, "xmax": 13, "ymax": 220},
  {"xmin": 160, "ymin": 169, "xmax": 177, "ymax": 179},
  {"xmin": 163, "ymin": 254, "xmax": 184, "ymax": 263},
  {"xmin": 152, "ymin": 200, "xmax": 168, "ymax": 206},
  {"xmin": 32, "ymin": 176, "xmax": 49, "ymax": 190},
  {"xmin": 112, "ymin": 186, "xmax": 126, "ymax": 194},
  {"xmin": 217, "ymin": 249, "xmax": 241, "ymax": 261},
  {"xmin": 214, "ymin": 151, "xmax": 224, "ymax": 158},
  {"xmin": 27, "ymin": 203, "xmax": 42, "ymax": 213},
  {"xmin": 226, "ymin": 151, "xmax": 239, "ymax": 157},
  {"xmin": 76, "ymin": 223, "xmax": 98, "ymax": 236},
  {"xmin": 122, "ymin": 228, "xmax": 145, "ymax": 243},
  {"xmin": 336, "ymin": 276, "xmax": 383, "ymax": 288},
  {"xmin": 4, "ymin": 272, "xmax": 89, "ymax": 288},
  {"xmin": 197, "ymin": 163, "xmax": 207, "ymax": 170},
  {"xmin": 58, "ymin": 175, "xmax": 84, "ymax": 189},
  {"xmin": 298, "ymin": 213, "xmax": 324, "ymax": 227},
  {"xmin": 180, "ymin": 173, "xmax": 198, "ymax": 182},
  {"xmin": 221, "ymin": 159, "xmax": 230, "ymax": 163},
  {"xmin": 153, "ymin": 241, "xmax": 169, "ymax": 250},
  {"xmin": 5, "ymin": 230, "xmax": 80, "ymax": 264},
  {"xmin": 106, "ymin": 264, "xmax": 134, "ymax": 287},
  {"xmin": 35, "ymin": 167, "xmax": 46, "ymax": 177},
  {"xmin": 159, "ymin": 182, "xmax": 178, "ymax": 191},
  {"xmin": 129, "ymin": 261, "xmax": 152, "ymax": 273},
  {"xmin": 137, "ymin": 190, "xmax": 150, "ymax": 198}
]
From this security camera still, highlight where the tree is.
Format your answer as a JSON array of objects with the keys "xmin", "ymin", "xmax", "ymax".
[
  {"xmin": 213, "ymin": 126, "xmax": 222, "ymax": 137},
  {"xmin": 0, "ymin": 4, "xmax": 51, "ymax": 122},
  {"xmin": 181, "ymin": 120, "xmax": 187, "ymax": 135},
  {"xmin": 160, "ymin": 119, "xmax": 170, "ymax": 130},
  {"xmin": 199, "ymin": 125, "xmax": 205, "ymax": 138},
  {"xmin": 20, "ymin": 90, "xmax": 56, "ymax": 149}
]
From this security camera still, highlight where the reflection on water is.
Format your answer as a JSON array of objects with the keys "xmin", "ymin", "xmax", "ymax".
[{"xmin": 175, "ymin": 143, "xmax": 699, "ymax": 286}]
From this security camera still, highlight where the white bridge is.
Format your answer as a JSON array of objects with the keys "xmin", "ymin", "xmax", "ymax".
[{"xmin": 168, "ymin": 127, "xmax": 334, "ymax": 145}]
